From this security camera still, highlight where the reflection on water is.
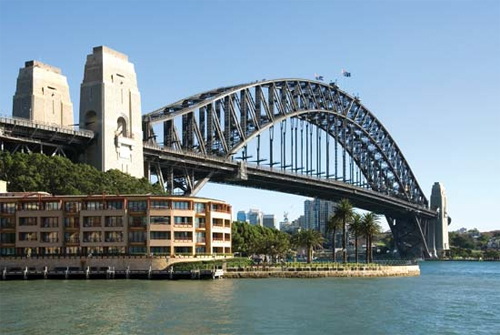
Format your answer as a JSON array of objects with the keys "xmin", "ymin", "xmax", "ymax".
[{"xmin": 1, "ymin": 262, "xmax": 499, "ymax": 335}]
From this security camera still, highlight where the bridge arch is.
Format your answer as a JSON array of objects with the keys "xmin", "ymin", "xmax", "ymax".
[{"xmin": 143, "ymin": 78, "xmax": 427, "ymax": 207}]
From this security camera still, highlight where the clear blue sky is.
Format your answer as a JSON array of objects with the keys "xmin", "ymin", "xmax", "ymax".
[{"xmin": 0, "ymin": 0, "xmax": 499, "ymax": 231}]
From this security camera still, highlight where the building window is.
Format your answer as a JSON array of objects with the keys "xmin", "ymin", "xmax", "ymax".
[
  {"xmin": 105, "ymin": 232, "xmax": 124, "ymax": 243},
  {"xmin": 64, "ymin": 232, "xmax": 79, "ymax": 243},
  {"xmin": 129, "ymin": 246, "xmax": 146, "ymax": 254},
  {"xmin": 83, "ymin": 216, "xmax": 102, "ymax": 228},
  {"xmin": 106, "ymin": 200, "xmax": 124, "ymax": 210},
  {"xmin": 150, "ymin": 247, "xmax": 170, "ymax": 255},
  {"xmin": 19, "ymin": 232, "xmax": 37, "ymax": 241},
  {"xmin": 64, "ymin": 201, "xmax": 81, "ymax": 213},
  {"xmin": 85, "ymin": 201, "xmax": 103, "ymax": 210},
  {"xmin": 174, "ymin": 216, "xmax": 192, "ymax": 225},
  {"xmin": 19, "ymin": 217, "xmax": 37, "ymax": 226},
  {"xmin": 41, "ymin": 217, "xmax": 59, "ymax": 228},
  {"xmin": 105, "ymin": 216, "xmax": 123, "ymax": 227},
  {"xmin": 150, "ymin": 231, "xmax": 170, "ymax": 240},
  {"xmin": 174, "ymin": 231, "xmax": 192, "ymax": 241},
  {"xmin": 150, "ymin": 216, "xmax": 170, "ymax": 225},
  {"xmin": 195, "ymin": 246, "xmax": 206, "ymax": 254},
  {"xmin": 0, "ymin": 247, "xmax": 16, "ymax": 255},
  {"xmin": 0, "ymin": 217, "xmax": 15, "ymax": 229},
  {"xmin": 211, "ymin": 203, "xmax": 229, "ymax": 213},
  {"xmin": 195, "ymin": 217, "xmax": 206, "ymax": 228},
  {"xmin": 194, "ymin": 203, "xmax": 205, "ymax": 213},
  {"xmin": 65, "ymin": 247, "xmax": 80, "ymax": 255},
  {"xmin": 0, "ymin": 203, "xmax": 17, "ymax": 214},
  {"xmin": 128, "ymin": 201, "xmax": 147, "ymax": 212},
  {"xmin": 43, "ymin": 202, "xmax": 61, "ymax": 211},
  {"xmin": 128, "ymin": 231, "xmax": 146, "ymax": 242},
  {"xmin": 173, "ymin": 201, "xmax": 190, "ymax": 210},
  {"xmin": 150, "ymin": 200, "xmax": 170, "ymax": 210},
  {"xmin": 212, "ymin": 218, "xmax": 223, "ymax": 227},
  {"xmin": 128, "ymin": 216, "xmax": 146, "ymax": 227},
  {"xmin": 195, "ymin": 232, "xmax": 206, "ymax": 243},
  {"xmin": 64, "ymin": 217, "xmax": 79, "ymax": 228},
  {"xmin": 0, "ymin": 233, "xmax": 15, "ymax": 243},
  {"xmin": 21, "ymin": 202, "xmax": 40, "ymax": 211},
  {"xmin": 174, "ymin": 246, "xmax": 192, "ymax": 255},
  {"xmin": 83, "ymin": 232, "xmax": 102, "ymax": 243},
  {"xmin": 41, "ymin": 232, "xmax": 58, "ymax": 243},
  {"xmin": 105, "ymin": 246, "xmax": 125, "ymax": 254}
]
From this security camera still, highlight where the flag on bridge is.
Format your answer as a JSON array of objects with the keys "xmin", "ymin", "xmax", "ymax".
[
  {"xmin": 314, "ymin": 73, "xmax": 324, "ymax": 81},
  {"xmin": 342, "ymin": 69, "xmax": 351, "ymax": 77}
]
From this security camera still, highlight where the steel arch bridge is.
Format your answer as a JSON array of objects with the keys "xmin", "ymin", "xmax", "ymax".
[{"xmin": 142, "ymin": 78, "xmax": 437, "ymax": 259}]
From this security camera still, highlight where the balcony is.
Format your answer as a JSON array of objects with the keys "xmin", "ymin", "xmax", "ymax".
[{"xmin": 65, "ymin": 238, "xmax": 80, "ymax": 244}]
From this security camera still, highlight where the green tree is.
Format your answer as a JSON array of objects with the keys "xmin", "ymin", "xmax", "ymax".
[
  {"xmin": 327, "ymin": 214, "xmax": 343, "ymax": 263},
  {"xmin": 332, "ymin": 199, "xmax": 353, "ymax": 263},
  {"xmin": 0, "ymin": 152, "xmax": 165, "ymax": 195},
  {"xmin": 292, "ymin": 229, "xmax": 324, "ymax": 263},
  {"xmin": 349, "ymin": 213, "xmax": 364, "ymax": 263},
  {"xmin": 361, "ymin": 212, "xmax": 381, "ymax": 263}
]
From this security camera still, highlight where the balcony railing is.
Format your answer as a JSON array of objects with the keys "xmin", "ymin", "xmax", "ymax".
[
  {"xmin": 42, "ymin": 238, "xmax": 58, "ymax": 243},
  {"xmin": 0, "ymin": 223, "xmax": 15, "ymax": 229},
  {"xmin": 174, "ymin": 224, "xmax": 193, "ymax": 228},
  {"xmin": 83, "ymin": 238, "xmax": 102, "ymax": 243},
  {"xmin": 105, "ymin": 238, "xmax": 124, "ymax": 243},
  {"xmin": 83, "ymin": 223, "xmax": 102, "ymax": 228},
  {"xmin": 174, "ymin": 239, "xmax": 193, "ymax": 243},
  {"xmin": 19, "ymin": 238, "xmax": 37, "ymax": 242}
]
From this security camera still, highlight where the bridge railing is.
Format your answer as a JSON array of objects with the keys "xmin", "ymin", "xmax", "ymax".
[{"xmin": 0, "ymin": 115, "xmax": 94, "ymax": 138}]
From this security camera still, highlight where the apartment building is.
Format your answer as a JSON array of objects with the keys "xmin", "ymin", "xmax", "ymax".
[{"xmin": 0, "ymin": 193, "xmax": 232, "ymax": 257}]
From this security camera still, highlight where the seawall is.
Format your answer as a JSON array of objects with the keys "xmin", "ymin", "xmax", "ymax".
[{"xmin": 224, "ymin": 265, "xmax": 420, "ymax": 278}]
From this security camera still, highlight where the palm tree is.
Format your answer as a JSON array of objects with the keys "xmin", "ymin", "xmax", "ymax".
[
  {"xmin": 361, "ymin": 212, "xmax": 381, "ymax": 263},
  {"xmin": 292, "ymin": 229, "xmax": 324, "ymax": 264},
  {"xmin": 327, "ymin": 215, "xmax": 343, "ymax": 263},
  {"xmin": 349, "ymin": 213, "xmax": 364, "ymax": 263},
  {"xmin": 332, "ymin": 199, "xmax": 353, "ymax": 263}
]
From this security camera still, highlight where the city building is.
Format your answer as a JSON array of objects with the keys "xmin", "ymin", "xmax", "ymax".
[
  {"xmin": 263, "ymin": 214, "xmax": 277, "ymax": 230},
  {"xmin": 304, "ymin": 199, "xmax": 337, "ymax": 234},
  {"xmin": 236, "ymin": 210, "xmax": 247, "ymax": 223},
  {"xmin": 247, "ymin": 209, "xmax": 262, "ymax": 226},
  {"xmin": 0, "ymin": 193, "xmax": 232, "ymax": 257}
]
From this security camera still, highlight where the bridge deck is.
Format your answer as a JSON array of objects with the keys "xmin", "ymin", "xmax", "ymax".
[{"xmin": 143, "ymin": 144, "xmax": 437, "ymax": 219}]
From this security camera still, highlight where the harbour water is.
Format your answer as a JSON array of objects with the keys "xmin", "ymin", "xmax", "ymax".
[{"xmin": 1, "ymin": 261, "xmax": 499, "ymax": 335}]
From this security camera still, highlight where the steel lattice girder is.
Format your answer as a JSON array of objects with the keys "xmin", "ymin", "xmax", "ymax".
[{"xmin": 143, "ymin": 78, "xmax": 428, "ymax": 207}]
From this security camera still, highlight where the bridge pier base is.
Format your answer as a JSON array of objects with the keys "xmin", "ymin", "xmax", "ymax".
[{"xmin": 387, "ymin": 215, "xmax": 431, "ymax": 259}]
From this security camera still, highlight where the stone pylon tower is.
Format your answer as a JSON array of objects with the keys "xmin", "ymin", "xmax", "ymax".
[
  {"xmin": 429, "ymin": 182, "xmax": 450, "ymax": 258},
  {"xmin": 13, "ymin": 61, "xmax": 73, "ymax": 127},
  {"xmin": 79, "ymin": 46, "xmax": 144, "ymax": 178}
]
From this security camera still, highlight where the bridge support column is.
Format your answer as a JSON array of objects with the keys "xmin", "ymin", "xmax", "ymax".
[{"xmin": 387, "ymin": 214, "xmax": 431, "ymax": 259}]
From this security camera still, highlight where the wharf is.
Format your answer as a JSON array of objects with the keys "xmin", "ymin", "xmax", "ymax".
[{"xmin": 1, "ymin": 266, "xmax": 223, "ymax": 280}]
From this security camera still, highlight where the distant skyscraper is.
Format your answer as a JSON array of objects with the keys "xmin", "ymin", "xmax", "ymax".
[
  {"xmin": 304, "ymin": 199, "xmax": 336, "ymax": 234},
  {"xmin": 263, "ymin": 214, "xmax": 277, "ymax": 230},
  {"xmin": 236, "ymin": 210, "xmax": 247, "ymax": 223},
  {"xmin": 247, "ymin": 209, "xmax": 263, "ymax": 226}
]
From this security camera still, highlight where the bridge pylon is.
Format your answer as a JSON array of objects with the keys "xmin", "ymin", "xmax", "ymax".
[{"xmin": 79, "ymin": 46, "xmax": 144, "ymax": 178}]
